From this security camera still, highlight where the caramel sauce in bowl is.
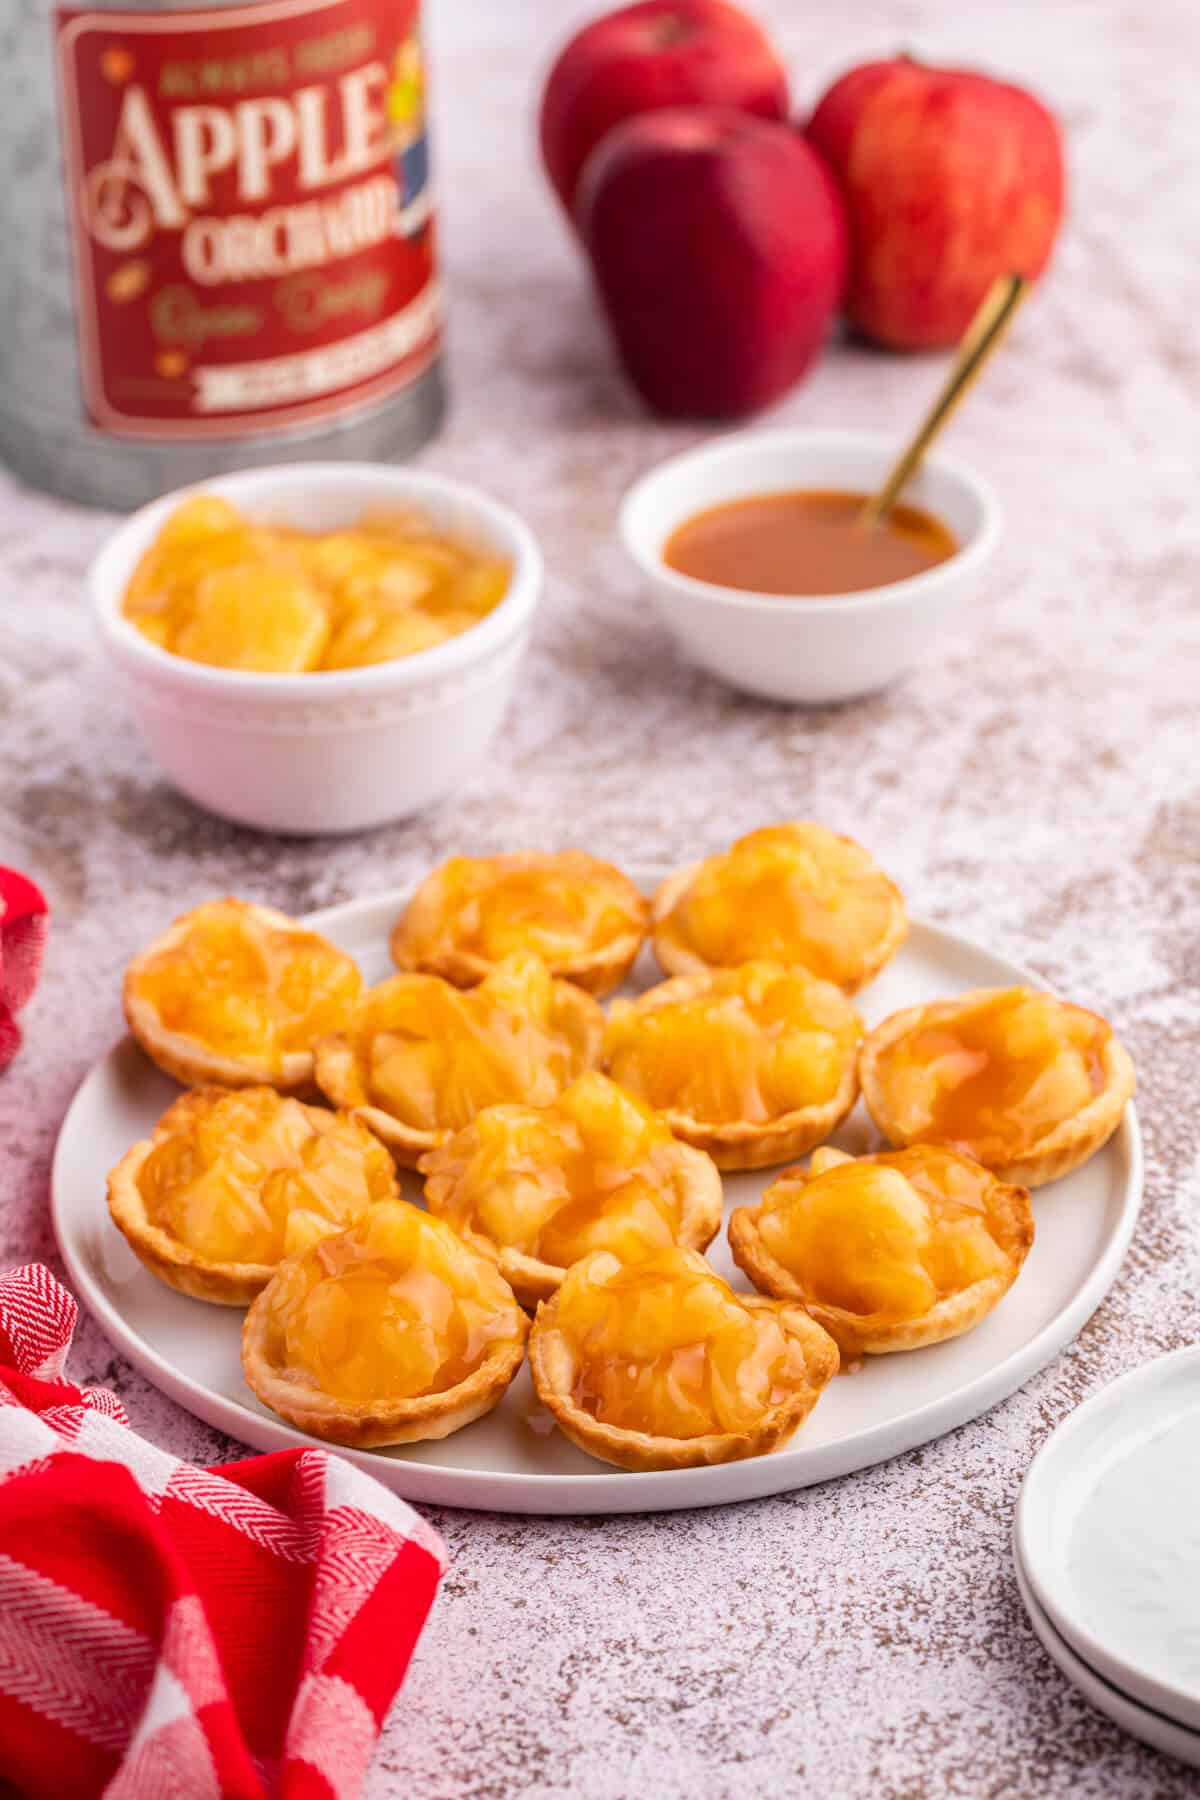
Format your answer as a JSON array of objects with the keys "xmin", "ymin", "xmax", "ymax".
[
  {"xmin": 619, "ymin": 430, "xmax": 1000, "ymax": 706},
  {"xmin": 664, "ymin": 489, "xmax": 958, "ymax": 597}
]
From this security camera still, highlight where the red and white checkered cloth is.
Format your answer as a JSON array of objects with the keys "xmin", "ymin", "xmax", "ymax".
[
  {"xmin": 0, "ymin": 1263, "xmax": 445, "ymax": 1799},
  {"xmin": 0, "ymin": 868, "xmax": 48, "ymax": 1072}
]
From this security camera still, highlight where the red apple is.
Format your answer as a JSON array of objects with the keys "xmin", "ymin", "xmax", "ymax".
[
  {"xmin": 806, "ymin": 56, "xmax": 1065, "ymax": 350},
  {"xmin": 540, "ymin": 0, "xmax": 789, "ymax": 217},
  {"xmin": 576, "ymin": 107, "xmax": 847, "ymax": 418}
]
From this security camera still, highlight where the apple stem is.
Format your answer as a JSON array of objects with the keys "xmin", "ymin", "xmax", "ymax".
[{"xmin": 651, "ymin": 14, "xmax": 694, "ymax": 48}]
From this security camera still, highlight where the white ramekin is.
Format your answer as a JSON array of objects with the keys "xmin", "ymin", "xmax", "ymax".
[
  {"xmin": 619, "ymin": 429, "xmax": 1001, "ymax": 705},
  {"xmin": 93, "ymin": 463, "xmax": 541, "ymax": 834}
]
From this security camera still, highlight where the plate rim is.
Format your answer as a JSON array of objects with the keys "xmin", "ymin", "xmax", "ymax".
[
  {"xmin": 52, "ymin": 890, "xmax": 1143, "ymax": 1515},
  {"xmin": 1015, "ymin": 1343, "xmax": 1200, "ymax": 1728},
  {"xmin": 1012, "ymin": 1533, "xmax": 1200, "ymax": 1766}
]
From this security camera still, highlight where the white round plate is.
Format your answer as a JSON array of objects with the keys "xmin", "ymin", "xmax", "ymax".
[
  {"xmin": 1016, "ymin": 1346, "xmax": 1200, "ymax": 1730},
  {"xmin": 52, "ymin": 878, "xmax": 1142, "ymax": 1515},
  {"xmin": 1013, "ymin": 1536, "xmax": 1200, "ymax": 1769}
]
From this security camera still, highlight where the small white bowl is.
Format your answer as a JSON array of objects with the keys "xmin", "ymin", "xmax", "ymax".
[
  {"xmin": 619, "ymin": 428, "xmax": 1000, "ymax": 705},
  {"xmin": 93, "ymin": 463, "xmax": 541, "ymax": 835}
]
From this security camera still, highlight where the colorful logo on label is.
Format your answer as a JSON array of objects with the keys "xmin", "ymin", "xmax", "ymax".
[{"xmin": 55, "ymin": 0, "xmax": 440, "ymax": 439}]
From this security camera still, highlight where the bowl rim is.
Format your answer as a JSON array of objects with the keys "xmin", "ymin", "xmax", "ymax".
[
  {"xmin": 618, "ymin": 427, "xmax": 1001, "ymax": 614},
  {"xmin": 92, "ymin": 462, "xmax": 543, "ymax": 696}
]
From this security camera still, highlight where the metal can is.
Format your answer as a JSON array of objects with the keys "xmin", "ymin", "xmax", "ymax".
[{"xmin": 0, "ymin": 0, "xmax": 445, "ymax": 510}]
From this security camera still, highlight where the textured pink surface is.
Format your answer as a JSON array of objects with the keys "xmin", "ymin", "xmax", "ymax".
[{"xmin": 1, "ymin": 1, "xmax": 1196, "ymax": 1793}]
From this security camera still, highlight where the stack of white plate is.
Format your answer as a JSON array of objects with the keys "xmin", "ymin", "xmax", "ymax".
[{"xmin": 1015, "ymin": 1346, "xmax": 1200, "ymax": 1768}]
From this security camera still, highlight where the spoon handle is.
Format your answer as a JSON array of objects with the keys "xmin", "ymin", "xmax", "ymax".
[{"xmin": 859, "ymin": 272, "xmax": 1029, "ymax": 531}]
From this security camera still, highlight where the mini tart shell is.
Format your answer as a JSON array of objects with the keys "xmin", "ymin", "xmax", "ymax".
[
  {"xmin": 123, "ymin": 899, "xmax": 350, "ymax": 1096},
  {"xmin": 528, "ymin": 1292, "xmax": 839, "ymax": 1472},
  {"xmin": 650, "ymin": 838, "xmax": 909, "ymax": 993},
  {"xmin": 602, "ymin": 972, "xmax": 860, "ymax": 1172},
  {"xmin": 109, "ymin": 1132, "xmax": 266, "ymax": 1306},
  {"xmin": 728, "ymin": 1154, "xmax": 1035, "ymax": 1360},
  {"xmin": 389, "ymin": 854, "xmax": 649, "ymax": 997},
  {"xmin": 857, "ymin": 989, "xmax": 1137, "ymax": 1188},
  {"xmin": 240, "ymin": 1285, "xmax": 529, "ymax": 1448},
  {"xmin": 423, "ymin": 1138, "xmax": 725, "ymax": 1310},
  {"xmin": 105, "ymin": 1088, "xmax": 393, "ymax": 1306},
  {"xmin": 314, "ymin": 978, "xmax": 606, "ymax": 1169}
]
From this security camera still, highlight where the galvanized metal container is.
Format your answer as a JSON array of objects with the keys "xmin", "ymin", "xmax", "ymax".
[{"xmin": 1, "ymin": 0, "xmax": 445, "ymax": 509}]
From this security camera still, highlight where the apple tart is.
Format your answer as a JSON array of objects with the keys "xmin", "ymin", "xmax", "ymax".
[
  {"xmin": 653, "ymin": 822, "xmax": 907, "ymax": 992},
  {"xmin": 420, "ymin": 1072, "xmax": 722, "ymax": 1307},
  {"xmin": 859, "ymin": 986, "xmax": 1135, "ymax": 1186},
  {"xmin": 601, "ymin": 961, "xmax": 862, "ymax": 1169},
  {"xmin": 124, "ymin": 898, "xmax": 361, "ymax": 1093},
  {"xmin": 315, "ymin": 952, "xmax": 605, "ymax": 1166},
  {"xmin": 391, "ymin": 851, "xmax": 648, "ymax": 995},
  {"xmin": 241, "ymin": 1201, "xmax": 528, "ymax": 1446},
  {"xmin": 528, "ymin": 1247, "xmax": 839, "ymax": 1471},
  {"xmin": 107, "ymin": 1086, "xmax": 397, "ymax": 1304},
  {"xmin": 729, "ymin": 1145, "xmax": 1033, "ymax": 1359}
]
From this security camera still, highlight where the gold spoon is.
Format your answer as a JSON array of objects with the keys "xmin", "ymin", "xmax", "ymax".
[{"xmin": 858, "ymin": 272, "xmax": 1029, "ymax": 532}]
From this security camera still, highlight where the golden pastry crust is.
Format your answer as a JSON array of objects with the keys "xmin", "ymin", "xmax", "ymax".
[
  {"xmin": 601, "ymin": 965, "xmax": 862, "ymax": 1171},
  {"xmin": 107, "ymin": 1087, "xmax": 396, "ymax": 1305},
  {"xmin": 241, "ymin": 1296, "xmax": 528, "ymax": 1447},
  {"xmin": 652, "ymin": 823, "xmax": 908, "ymax": 993},
  {"xmin": 528, "ymin": 1253, "xmax": 839, "ymax": 1473},
  {"xmin": 110, "ymin": 1134, "xmax": 265, "ymax": 1306},
  {"xmin": 242, "ymin": 1304, "xmax": 528, "ymax": 1448},
  {"xmin": 123, "ymin": 898, "xmax": 360, "ymax": 1095},
  {"xmin": 858, "ymin": 987, "xmax": 1136, "ymax": 1188},
  {"xmin": 729, "ymin": 1145, "xmax": 1034, "ymax": 1360},
  {"xmin": 241, "ymin": 1204, "xmax": 529, "ymax": 1448},
  {"xmin": 420, "ymin": 1076, "xmax": 724, "ymax": 1309},
  {"xmin": 390, "ymin": 851, "xmax": 649, "ymax": 996},
  {"xmin": 315, "ymin": 956, "xmax": 605, "ymax": 1168}
]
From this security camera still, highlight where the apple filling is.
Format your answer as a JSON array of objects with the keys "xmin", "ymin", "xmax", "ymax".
[
  {"xmin": 393, "ymin": 851, "xmax": 646, "ymax": 981},
  {"xmin": 123, "ymin": 494, "xmax": 510, "ymax": 673},
  {"xmin": 257, "ymin": 1202, "xmax": 525, "ymax": 1405},
  {"xmin": 128, "ymin": 900, "xmax": 361, "ymax": 1072},
  {"xmin": 656, "ymin": 823, "xmax": 903, "ymax": 989},
  {"xmin": 870, "ymin": 987, "xmax": 1110, "ymax": 1163},
  {"xmin": 327, "ymin": 953, "xmax": 602, "ymax": 1134},
  {"xmin": 137, "ymin": 1087, "xmax": 396, "ymax": 1267},
  {"xmin": 602, "ymin": 962, "xmax": 861, "ymax": 1125},
  {"xmin": 421, "ymin": 1072, "xmax": 697, "ymax": 1269},
  {"xmin": 756, "ymin": 1147, "xmax": 1011, "ymax": 1321},
  {"xmin": 554, "ymin": 1250, "xmax": 818, "ymax": 1440}
]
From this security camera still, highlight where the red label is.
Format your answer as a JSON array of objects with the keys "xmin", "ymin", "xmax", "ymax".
[{"xmin": 54, "ymin": 0, "xmax": 440, "ymax": 440}]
